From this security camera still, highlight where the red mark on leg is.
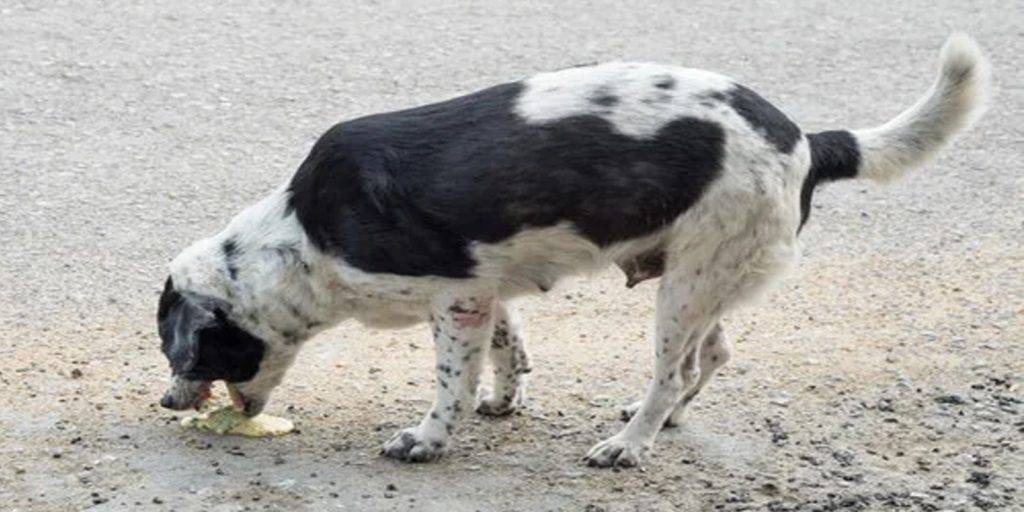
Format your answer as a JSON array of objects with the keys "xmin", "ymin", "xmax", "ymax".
[{"xmin": 449, "ymin": 298, "xmax": 493, "ymax": 328}]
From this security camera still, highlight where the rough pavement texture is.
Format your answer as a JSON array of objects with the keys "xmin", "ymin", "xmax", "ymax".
[{"xmin": 1, "ymin": 1, "xmax": 1021, "ymax": 511}]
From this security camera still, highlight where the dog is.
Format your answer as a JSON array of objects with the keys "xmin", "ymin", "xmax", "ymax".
[{"xmin": 157, "ymin": 34, "xmax": 988, "ymax": 467}]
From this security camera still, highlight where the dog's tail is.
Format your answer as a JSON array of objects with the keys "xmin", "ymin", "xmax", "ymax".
[{"xmin": 806, "ymin": 33, "xmax": 990, "ymax": 186}]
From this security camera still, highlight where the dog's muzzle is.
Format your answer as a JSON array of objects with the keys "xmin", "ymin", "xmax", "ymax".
[{"xmin": 159, "ymin": 377, "xmax": 212, "ymax": 411}]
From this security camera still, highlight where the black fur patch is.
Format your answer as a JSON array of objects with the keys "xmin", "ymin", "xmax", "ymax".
[
  {"xmin": 726, "ymin": 84, "xmax": 800, "ymax": 154},
  {"xmin": 800, "ymin": 130, "xmax": 861, "ymax": 229},
  {"xmin": 157, "ymin": 277, "xmax": 265, "ymax": 382},
  {"xmin": 287, "ymin": 82, "xmax": 725, "ymax": 278}
]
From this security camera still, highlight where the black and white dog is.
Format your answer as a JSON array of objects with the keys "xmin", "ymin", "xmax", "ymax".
[{"xmin": 158, "ymin": 35, "xmax": 988, "ymax": 467}]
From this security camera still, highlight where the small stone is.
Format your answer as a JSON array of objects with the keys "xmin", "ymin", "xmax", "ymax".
[
  {"xmin": 935, "ymin": 394, "xmax": 967, "ymax": 405},
  {"xmin": 966, "ymin": 471, "xmax": 992, "ymax": 488},
  {"xmin": 877, "ymin": 398, "xmax": 895, "ymax": 412},
  {"xmin": 273, "ymin": 479, "xmax": 296, "ymax": 489},
  {"xmin": 70, "ymin": 368, "xmax": 83, "ymax": 379}
]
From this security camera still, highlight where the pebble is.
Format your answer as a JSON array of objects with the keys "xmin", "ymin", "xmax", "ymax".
[
  {"xmin": 877, "ymin": 398, "xmax": 895, "ymax": 412},
  {"xmin": 935, "ymin": 394, "xmax": 968, "ymax": 405},
  {"xmin": 966, "ymin": 471, "xmax": 992, "ymax": 488}
]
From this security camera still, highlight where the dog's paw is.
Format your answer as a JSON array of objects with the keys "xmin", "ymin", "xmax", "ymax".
[
  {"xmin": 381, "ymin": 427, "xmax": 446, "ymax": 463},
  {"xmin": 475, "ymin": 386, "xmax": 520, "ymax": 417},
  {"xmin": 619, "ymin": 400, "xmax": 680, "ymax": 428},
  {"xmin": 584, "ymin": 435, "xmax": 647, "ymax": 468}
]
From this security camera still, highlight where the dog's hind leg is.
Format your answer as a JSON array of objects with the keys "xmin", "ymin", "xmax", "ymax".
[
  {"xmin": 585, "ymin": 265, "xmax": 720, "ymax": 468},
  {"xmin": 477, "ymin": 302, "xmax": 531, "ymax": 416},
  {"xmin": 382, "ymin": 292, "xmax": 495, "ymax": 462},
  {"xmin": 585, "ymin": 226, "xmax": 792, "ymax": 467},
  {"xmin": 666, "ymin": 323, "xmax": 732, "ymax": 425},
  {"xmin": 620, "ymin": 323, "xmax": 732, "ymax": 427}
]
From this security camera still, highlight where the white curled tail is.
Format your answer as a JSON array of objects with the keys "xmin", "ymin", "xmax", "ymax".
[{"xmin": 850, "ymin": 33, "xmax": 991, "ymax": 182}]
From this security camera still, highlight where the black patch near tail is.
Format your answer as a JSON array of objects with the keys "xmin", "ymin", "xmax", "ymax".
[
  {"xmin": 726, "ymin": 84, "xmax": 801, "ymax": 154},
  {"xmin": 800, "ymin": 130, "xmax": 861, "ymax": 229}
]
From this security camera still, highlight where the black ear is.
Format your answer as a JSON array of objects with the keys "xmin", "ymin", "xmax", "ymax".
[
  {"xmin": 157, "ymin": 277, "xmax": 218, "ymax": 375},
  {"xmin": 193, "ymin": 316, "xmax": 266, "ymax": 383}
]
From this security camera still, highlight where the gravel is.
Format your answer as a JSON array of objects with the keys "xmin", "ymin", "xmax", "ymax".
[{"xmin": 1, "ymin": 1, "xmax": 1021, "ymax": 511}]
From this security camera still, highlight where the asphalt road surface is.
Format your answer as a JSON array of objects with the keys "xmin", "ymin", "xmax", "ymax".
[{"xmin": 1, "ymin": 1, "xmax": 1021, "ymax": 511}]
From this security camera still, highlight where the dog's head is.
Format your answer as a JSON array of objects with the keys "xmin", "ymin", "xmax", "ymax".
[{"xmin": 157, "ymin": 276, "xmax": 267, "ymax": 414}]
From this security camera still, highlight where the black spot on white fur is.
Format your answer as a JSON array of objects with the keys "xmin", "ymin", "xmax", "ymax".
[
  {"xmin": 653, "ymin": 75, "xmax": 676, "ymax": 89},
  {"xmin": 287, "ymin": 82, "xmax": 725, "ymax": 278},
  {"xmin": 589, "ymin": 87, "xmax": 619, "ymax": 107},
  {"xmin": 222, "ymin": 238, "xmax": 239, "ymax": 280},
  {"xmin": 725, "ymin": 84, "xmax": 801, "ymax": 154}
]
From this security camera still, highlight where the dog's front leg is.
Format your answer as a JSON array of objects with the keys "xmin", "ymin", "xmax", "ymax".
[{"xmin": 381, "ymin": 293, "xmax": 495, "ymax": 462}]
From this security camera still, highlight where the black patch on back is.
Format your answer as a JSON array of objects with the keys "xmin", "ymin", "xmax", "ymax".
[
  {"xmin": 222, "ymin": 238, "xmax": 239, "ymax": 280},
  {"xmin": 157, "ymin": 277, "xmax": 265, "ymax": 382},
  {"xmin": 800, "ymin": 130, "xmax": 861, "ymax": 229},
  {"xmin": 287, "ymin": 82, "xmax": 725, "ymax": 278},
  {"xmin": 726, "ymin": 84, "xmax": 800, "ymax": 154}
]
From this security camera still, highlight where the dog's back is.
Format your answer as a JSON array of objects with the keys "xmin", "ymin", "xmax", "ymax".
[{"xmin": 286, "ymin": 62, "xmax": 817, "ymax": 289}]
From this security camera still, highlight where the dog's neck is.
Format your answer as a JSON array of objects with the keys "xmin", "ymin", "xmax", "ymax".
[{"xmin": 169, "ymin": 187, "xmax": 350, "ymax": 346}]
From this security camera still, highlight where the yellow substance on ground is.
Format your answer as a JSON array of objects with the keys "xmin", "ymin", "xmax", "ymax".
[{"xmin": 181, "ymin": 406, "xmax": 294, "ymax": 437}]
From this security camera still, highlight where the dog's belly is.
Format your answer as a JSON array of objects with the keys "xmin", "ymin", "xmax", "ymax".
[
  {"xmin": 350, "ymin": 302, "xmax": 428, "ymax": 329},
  {"xmin": 468, "ymin": 223, "xmax": 670, "ymax": 296}
]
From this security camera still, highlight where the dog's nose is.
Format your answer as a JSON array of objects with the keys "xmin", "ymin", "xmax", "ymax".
[{"xmin": 159, "ymin": 393, "xmax": 176, "ymax": 409}]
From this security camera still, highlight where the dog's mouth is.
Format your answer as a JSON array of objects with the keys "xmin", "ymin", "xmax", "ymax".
[
  {"xmin": 160, "ymin": 379, "xmax": 257, "ymax": 414},
  {"xmin": 192, "ymin": 381, "xmax": 213, "ymax": 409},
  {"xmin": 159, "ymin": 379, "xmax": 213, "ymax": 411}
]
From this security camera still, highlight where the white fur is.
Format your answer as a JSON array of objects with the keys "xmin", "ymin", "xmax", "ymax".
[
  {"xmin": 621, "ymin": 323, "xmax": 732, "ymax": 427},
  {"xmin": 516, "ymin": 62, "xmax": 733, "ymax": 138},
  {"xmin": 477, "ymin": 303, "xmax": 530, "ymax": 416},
  {"xmin": 853, "ymin": 33, "xmax": 990, "ymax": 182}
]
